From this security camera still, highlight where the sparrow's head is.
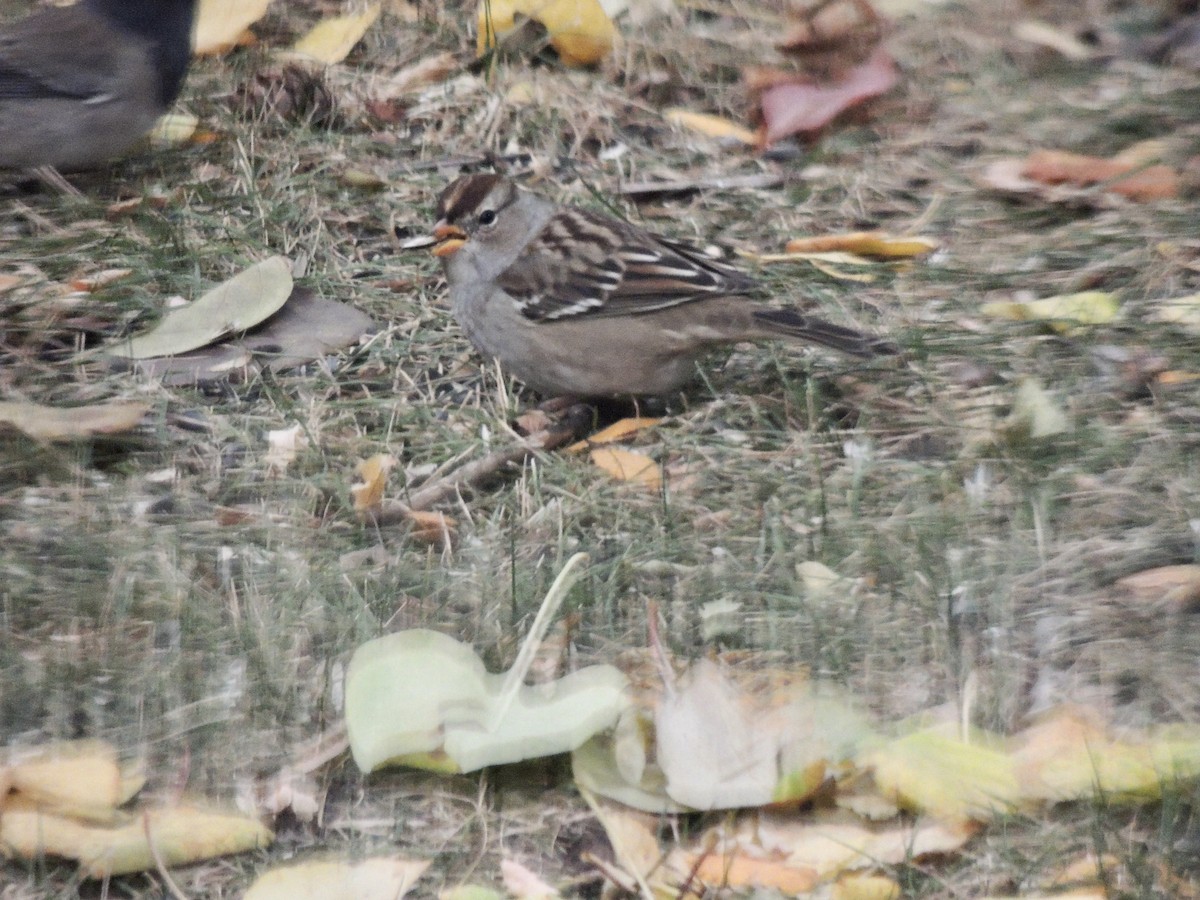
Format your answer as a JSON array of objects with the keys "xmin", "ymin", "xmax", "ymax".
[{"xmin": 431, "ymin": 174, "xmax": 525, "ymax": 261}]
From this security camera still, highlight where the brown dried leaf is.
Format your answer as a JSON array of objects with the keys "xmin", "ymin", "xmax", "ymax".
[{"xmin": 1021, "ymin": 149, "xmax": 1179, "ymax": 202}]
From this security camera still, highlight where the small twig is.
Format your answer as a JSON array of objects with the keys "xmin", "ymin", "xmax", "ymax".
[
  {"xmin": 143, "ymin": 812, "xmax": 191, "ymax": 900},
  {"xmin": 488, "ymin": 551, "xmax": 591, "ymax": 732},
  {"xmin": 367, "ymin": 407, "xmax": 591, "ymax": 526}
]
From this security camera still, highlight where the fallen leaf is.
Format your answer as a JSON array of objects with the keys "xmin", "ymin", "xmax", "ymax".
[
  {"xmin": 662, "ymin": 108, "xmax": 758, "ymax": 145},
  {"xmin": 1021, "ymin": 149, "xmax": 1179, "ymax": 202},
  {"xmin": 69, "ymin": 268, "xmax": 133, "ymax": 292},
  {"xmin": 374, "ymin": 51, "xmax": 458, "ymax": 95},
  {"xmin": 1012, "ymin": 706, "xmax": 1200, "ymax": 803},
  {"xmin": 1115, "ymin": 564, "xmax": 1200, "ymax": 611},
  {"xmin": 755, "ymin": 47, "xmax": 898, "ymax": 145},
  {"xmin": 134, "ymin": 287, "xmax": 376, "ymax": 385},
  {"xmin": 0, "ymin": 798, "xmax": 272, "ymax": 877},
  {"xmin": 0, "ymin": 400, "xmax": 148, "ymax": 442},
  {"xmin": 478, "ymin": 0, "xmax": 615, "ymax": 67},
  {"xmin": 501, "ymin": 858, "xmax": 559, "ymax": 899},
  {"xmin": 193, "ymin": 0, "xmax": 274, "ymax": 54},
  {"xmin": 784, "ymin": 231, "xmax": 938, "ymax": 258},
  {"xmin": 351, "ymin": 454, "xmax": 396, "ymax": 514},
  {"xmin": 750, "ymin": 808, "xmax": 977, "ymax": 876},
  {"xmin": 566, "ymin": 417, "xmax": 661, "ymax": 453},
  {"xmin": 589, "ymin": 447, "xmax": 662, "ymax": 488},
  {"xmin": 265, "ymin": 424, "xmax": 307, "ymax": 475},
  {"xmin": 675, "ymin": 851, "xmax": 819, "ymax": 895},
  {"xmin": 865, "ymin": 727, "xmax": 1021, "ymax": 820},
  {"xmin": 346, "ymin": 628, "xmax": 629, "ymax": 774},
  {"xmin": 1012, "ymin": 20, "xmax": 1097, "ymax": 60},
  {"xmin": 244, "ymin": 857, "xmax": 429, "ymax": 900},
  {"xmin": 6, "ymin": 741, "xmax": 133, "ymax": 813},
  {"xmin": 439, "ymin": 887, "xmax": 506, "ymax": 900},
  {"xmin": 1151, "ymin": 293, "xmax": 1200, "ymax": 334},
  {"xmin": 107, "ymin": 256, "xmax": 293, "ymax": 360},
  {"xmin": 833, "ymin": 874, "xmax": 902, "ymax": 900},
  {"xmin": 287, "ymin": 5, "xmax": 381, "ymax": 65},
  {"xmin": 404, "ymin": 509, "xmax": 456, "ymax": 545},
  {"xmin": 147, "ymin": 112, "xmax": 200, "ymax": 147},
  {"xmin": 980, "ymin": 291, "xmax": 1120, "ymax": 334},
  {"xmin": 1005, "ymin": 378, "xmax": 1070, "ymax": 441}
]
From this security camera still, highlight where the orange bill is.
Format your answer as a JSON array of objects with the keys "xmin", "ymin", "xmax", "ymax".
[{"xmin": 432, "ymin": 221, "xmax": 467, "ymax": 258}]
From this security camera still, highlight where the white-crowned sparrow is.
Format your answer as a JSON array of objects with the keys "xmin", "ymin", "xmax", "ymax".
[
  {"xmin": 431, "ymin": 173, "xmax": 897, "ymax": 398},
  {"xmin": 0, "ymin": 0, "xmax": 195, "ymax": 172}
]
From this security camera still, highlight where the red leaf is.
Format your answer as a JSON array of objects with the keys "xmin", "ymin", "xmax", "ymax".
[{"xmin": 758, "ymin": 47, "xmax": 898, "ymax": 145}]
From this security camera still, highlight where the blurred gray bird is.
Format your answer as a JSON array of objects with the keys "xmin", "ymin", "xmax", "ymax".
[{"xmin": 0, "ymin": 0, "xmax": 196, "ymax": 174}]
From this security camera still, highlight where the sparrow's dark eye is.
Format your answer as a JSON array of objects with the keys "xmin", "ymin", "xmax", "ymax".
[{"xmin": 478, "ymin": 209, "xmax": 497, "ymax": 227}]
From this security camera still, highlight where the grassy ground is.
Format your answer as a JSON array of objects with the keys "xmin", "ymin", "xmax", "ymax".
[{"xmin": 3, "ymin": 0, "xmax": 1200, "ymax": 896}]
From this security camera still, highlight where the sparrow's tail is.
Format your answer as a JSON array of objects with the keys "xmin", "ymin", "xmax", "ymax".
[{"xmin": 753, "ymin": 309, "xmax": 899, "ymax": 358}]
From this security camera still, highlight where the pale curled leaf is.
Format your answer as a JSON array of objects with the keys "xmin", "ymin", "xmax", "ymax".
[
  {"xmin": 344, "ymin": 628, "xmax": 629, "ymax": 773},
  {"xmin": 0, "ymin": 401, "xmax": 148, "ymax": 442},
  {"xmin": 245, "ymin": 857, "xmax": 429, "ymax": 900},
  {"xmin": 6, "ymin": 740, "xmax": 128, "ymax": 812},
  {"xmin": 0, "ymin": 798, "xmax": 272, "ymax": 877},
  {"xmin": 501, "ymin": 858, "xmax": 559, "ymax": 899},
  {"xmin": 107, "ymin": 257, "xmax": 293, "ymax": 360}
]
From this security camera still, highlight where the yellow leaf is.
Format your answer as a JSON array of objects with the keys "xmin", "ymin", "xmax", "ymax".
[
  {"xmin": 477, "ymin": 0, "xmax": 615, "ymax": 67},
  {"xmin": 662, "ymin": 108, "xmax": 757, "ymax": 145},
  {"xmin": 590, "ymin": 447, "xmax": 662, "ymax": 488},
  {"xmin": 566, "ymin": 417, "xmax": 661, "ymax": 453},
  {"xmin": 82, "ymin": 805, "xmax": 273, "ymax": 878},
  {"xmin": 0, "ymin": 401, "xmax": 149, "ymax": 442},
  {"xmin": 193, "ymin": 0, "xmax": 274, "ymax": 54},
  {"xmin": 147, "ymin": 112, "xmax": 199, "ymax": 147},
  {"xmin": 1011, "ymin": 707, "xmax": 1200, "ymax": 803},
  {"xmin": 351, "ymin": 454, "xmax": 396, "ymax": 513},
  {"xmin": 865, "ymin": 727, "xmax": 1021, "ymax": 821},
  {"xmin": 981, "ymin": 291, "xmax": 1120, "ymax": 334},
  {"xmin": 0, "ymin": 798, "xmax": 272, "ymax": 877},
  {"xmin": 7, "ymin": 740, "xmax": 124, "ymax": 812},
  {"xmin": 288, "ymin": 5, "xmax": 382, "ymax": 65},
  {"xmin": 833, "ymin": 874, "xmax": 902, "ymax": 900},
  {"xmin": 245, "ymin": 857, "xmax": 430, "ymax": 900},
  {"xmin": 784, "ymin": 231, "xmax": 938, "ymax": 258}
]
